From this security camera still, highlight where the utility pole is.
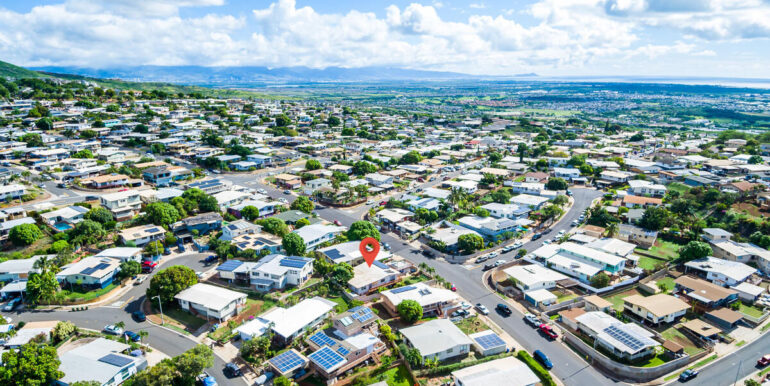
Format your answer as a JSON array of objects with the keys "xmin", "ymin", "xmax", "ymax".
[{"xmin": 152, "ymin": 295, "xmax": 164, "ymax": 325}]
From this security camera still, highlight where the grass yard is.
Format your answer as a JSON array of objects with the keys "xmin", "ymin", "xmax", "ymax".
[
  {"xmin": 604, "ymin": 288, "xmax": 641, "ymax": 311},
  {"xmin": 162, "ymin": 306, "xmax": 208, "ymax": 331},
  {"xmin": 327, "ymin": 296, "xmax": 349, "ymax": 313},
  {"xmin": 59, "ymin": 283, "xmax": 117, "ymax": 302},
  {"xmin": 637, "ymin": 353, "xmax": 669, "ymax": 368},
  {"xmin": 555, "ymin": 291, "xmax": 578, "ymax": 303},
  {"xmin": 454, "ymin": 316, "xmax": 490, "ymax": 335},
  {"xmin": 382, "ymin": 364, "xmax": 412, "ymax": 386},
  {"xmin": 636, "ymin": 240, "xmax": 684, "ymax": 261},
  {"xmin": 661, "ymin": 327, "xmax": 702, "ymax": 356},
  {"xmin": 638, "ymin": 256, "xmax": 663, "ymax": 271},
  {"xmin": 739, "ymin": 302, "xmax": 766, "ymax": 318},
  {"xmin": 656, "ymin": 277, "xmax": 676, "ymax": 293},
  {"xmin": 667, "ymin": 182, "xmax": 691, "ymax": 195}
]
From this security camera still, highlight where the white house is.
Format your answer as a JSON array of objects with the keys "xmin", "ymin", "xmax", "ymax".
[
  {"xmin": 348, "ymin": 261, "xmax": 401, "ymax": 295},
  {"xmin": 100, "ymin": 190, "xmax": 142, "ymax": 221},
  {"xmin": 400, "ymin": 319, "xmax": 472, "ymax": 362},
  {"xmin": 248, "ymin": 254, "xmax": 314, "ymax": 292},
  {"xmin": 503, "ymin": 264, "xmax": 568, "ymax": 291},
  {"xmin": 255, "ymin": 296, "xmax": 336, "ymax": 342},
  {"xmin": 628, "ymin": 180, "xmax": 667, "ymax": 197},
  {"xmin": 292, "ymin": 223, "xmax": 346, "ymax": 251},
  {"xmin": 480, "ymin": 203, "xmax": 529, "ymax": 220},
  {"xmin": 174, "ymin": 283, "xmax": 247, "ymax": 321}
]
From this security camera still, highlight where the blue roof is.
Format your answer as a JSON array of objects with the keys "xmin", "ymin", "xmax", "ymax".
[
  {"xmin": 98, "ymin": 354, "xmax": 134, "ymax": 367},
  {"xmin": 372, "ymin": 261, "xmax": 389, "ymax": 270},
  {"xmin": 389, "ymin": 285, "xmax": 416, "ymax": 294},
  {"xmin": 309, "ymin": 331, "xmax": 336, "ymax": 348},
  {"xmin": 308, "ymin": 346, "xmax": 346, "ymax": 371},
  {"xmin": 279, "ymin": 257, "xmax": 311, "ymax": 269},
  {"xmin": 217, "ymin": 260, "xmax": 243, "ymax": 272}
]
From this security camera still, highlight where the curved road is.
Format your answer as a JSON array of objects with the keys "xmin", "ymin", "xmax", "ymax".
[{"xmin": 2, "ymin": 253, "xmax": 243, "ymax": 386}]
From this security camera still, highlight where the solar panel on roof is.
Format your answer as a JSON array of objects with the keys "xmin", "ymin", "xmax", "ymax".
[
  {"xmin": 280, "ymin": 258, "xmax": 307, "ymax": 268},
  {"xmin": 218, "ymin": 260, "xmax": 242, "ymax": 272},
  {"xmin": 603, "ymin": 325, "xmax": 650, "ymax": 352},
  {"xmin": 309, "ymin": 331, "xmax": 336, "ymax": 348},
  {"xmin": 372, "ymin": 261, "xmax": 389, "ymax": 270},
  {"xmin": 339, "ymin": 317, "xmax": 353, "ymax": 326},
  {"xmin": 336, "ymin": 346, "xmax": 350, "ymax": 356},
  {"xmin": 269, "ymin": 350, "xmax": 305, "ymax": 373},
  {"xmin": 99, "ymin": 353, "xmax": 134, "ymax": 367},
  {"xmin": 473, "ymin": 333, "xmax": 506, "ymax": 350},
  {"xmin": 308, "ymin": 346, "xmax": 346, "ymax": 371},
  {"xmin": 147, "ymin": 227, "xmax": 161, "ymax": 233},
  {"xmin": 351, "ymin": 307, "xmax": 374, "ymax": 323},
  {"xmin": 390, "ymin": 285, "xmax": 416, "ymax": 294}
]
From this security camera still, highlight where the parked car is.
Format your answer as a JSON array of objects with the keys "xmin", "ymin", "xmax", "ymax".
[
  {"xmin": 539, "ymin": 324, "xmax": 558, "ymax": 339},
  {"xmin": 132, "ymin": 311, "xmax": 146, "ymax": 322},
  {"xmin": 103, "ymin": 325, "xmax": 124, "ymax": 335},
  {"xmin": 333, "ymin": 220, "xmax": 343, "ymax": 226},
  {"xmin": 524, "ymin": 313, "xmax": 540, "ymax": 327},
  {"xmin": 123, "ymin": 331, "xmax": 141, "ymax": 342},
  {"xmin": 451, "ymin": 309, "xmax": 470, "ymax": 318},
  {"xmin": 542, "ymin": 239, "xmax": 552, "ymax": 245},
  {"xmin": 223, "ymin": 363, "xmax": 242, "ymax": 378},
  {"xmin": 422, "ymin": 249, "xmax": 435, "ymax": 258},
  {"xmin": 758, "ymin": 354, "xmax": 770, "ymax": 367},
  {"xmin": 532, "ymin": 233, "xmax": 542, "ymax": 240},
  {"xmin": 487, "ymin": 252, "xmax": 499, "ymax": 258},
  {"xmin": 177, "ymin": 243, "xmax": 186, "ymax": 253},
  {"xmin": 482, "ymin": 263, "xmax": 495, "ymax": 271},
  {"xmin": 450, "ymin": 284, "xmax": 457, "ymax": 291},
  {"xmin": 134, "ymin": 275, "xmax": 147, "ymax": 285},
  {"xmin": 475, "ymin": 255, "xmax": 488, "ymax": 263},
  {"xmin": 557, "ymin": 230, "xmax": 565, "ymax": 236},
  {"xmin": 283, "ymin": 189, "xmax": 291, "ymax": 194},
  {"xmin": 204, "ymin": 255, "xmax": 218, "ymax": 265},
  {"xmin": 3, "ymin": 297, "xmax": 21, "ymax": 312},
  {"xmin": 533, "ymin": 350, "xmax": 553, "ymax": 370},
  {"xmin": 382, "ymin": 242, "xmax": 391, "ymax": 251},
  {"xmin": 476, "ymin": 303, "xmax": 489, "ymax": 315},
  {"xmin": 197, "ymin": 372, "xmax": 218, "ymax": 386},
  {"xmin": 460, "ymin": 302, "xmax": 472, "ymax": 310},
  {"xmin": 494, "ymin": 259, "xmax": 506, "ymax": 267},
  {"xmin": 254, "ymin": 371, "xmax": 274, "ymax": 386},
  {"xmin": 496, "ymin": 303, "xmax": 512, "ymax": 316},
  {"xmin": 501, "ymin": 245, "xmax": 514, "ymax": 253},
  {"xmin": 679, "ymin": 369, "xmax": 699, "ymax": 382}
]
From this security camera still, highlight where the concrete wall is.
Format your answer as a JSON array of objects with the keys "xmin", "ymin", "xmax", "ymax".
[{"xmin": 562, "ymin": 330, "xmax": 707, "ymax": 383}]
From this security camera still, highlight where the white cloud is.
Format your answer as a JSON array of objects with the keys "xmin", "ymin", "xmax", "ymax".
[
  {"xmin": 469, "ymin": 3, "xmax": 486, "ymax": 9},
  {"xmin": 0, "ymin": 0, "xmax": 767, "ymax": 76}
]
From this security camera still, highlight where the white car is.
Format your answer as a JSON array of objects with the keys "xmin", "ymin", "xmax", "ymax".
[
  {"xmin": 487, "ymin": 252, "xmax": 499, "ymax": 258},
  {"xmin": 103, "ymin": 325, "xmax": 124, "ymax": 335},
  {"xmin": 557, "ymin": 230, "xmax": 566, "ymax": 236},
  {"xmin": 476, "ymin": 303, "xmax": 489, "ymax": 315},
  {"xmin": 543, "ymin": 239, "xmax": 552, "ymax": 245}
]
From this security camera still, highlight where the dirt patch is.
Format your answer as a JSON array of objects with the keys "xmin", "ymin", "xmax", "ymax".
[{"xmin": 733, "ymin": 203, "xmax": 770, "ymax": 218}]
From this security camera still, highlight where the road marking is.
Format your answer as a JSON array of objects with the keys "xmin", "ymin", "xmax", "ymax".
[{"xmin": 122, "ymin": 296, "xmax": 134, "ymax": 308}]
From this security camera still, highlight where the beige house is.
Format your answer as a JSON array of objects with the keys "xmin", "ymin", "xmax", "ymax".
[{"xmin": 623, "ymin": 294, "xmax": 689, "ymax": 325}]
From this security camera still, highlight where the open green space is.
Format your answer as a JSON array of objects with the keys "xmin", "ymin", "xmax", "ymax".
[
  {"xmin": 739, "ymin": 302, "xmax": 766, "ymax": 318},
  {"xmin": 162, "ymin": 306, "xmax": 208, "ymax": 330},
  {"xmin": 635, "ymin": 240, "xmax": 684, "ymax": 261},
  {"xmin": 455, "ymin": 316, "xmax": 491, "ymax": 335},
  {"xmin": 603, "ymin": 289, "xmax": 640, "ymax": 311},
  {"xmin": 638, "ymin": 256, "xmax": 663, "ymax": 271},
  {"xmin": 382, "ymin": 364, "xmax": 412, "ymax": 386},
  {"xmin": 656, "ymin": 277, "xmax": 676, "ymax": 293},
  {"xmin": 661, "ymin": 327, "xmax": 702, "ymax": 356},
  {"xmin": 59, "ymin": 283, "xmax": 117, "ymax": 302}
]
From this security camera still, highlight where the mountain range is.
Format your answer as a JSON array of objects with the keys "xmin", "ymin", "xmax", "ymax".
[{"xmin": 28, "ymin": 65, "xmax": 536, "ymax": 85}]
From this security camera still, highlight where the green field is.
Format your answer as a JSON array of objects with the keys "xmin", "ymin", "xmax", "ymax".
[
  {"xmin": 638, "ymin": 256, "xmax": 663, "ymax": 270},
  {"xmin": 656, "ymin": 277, "xmax": 675, "ymax": 293},
  {"xmin": 382, "ymin": 364, "xmax": 412, "ymax": 386},
  {"xmin": 661, "ymin": 327, "xmax": 702, "ymax": 356},
  {"xmin": 604, "ymin": 289, "xmax": 641, "ymax": 312},
  {"xmin": 739, "ymin": 302, "xmax": 765, "ymax": 318},
  {"xmin": 635, "ymin": 240, "xmax": 683, "ymax": 261}
]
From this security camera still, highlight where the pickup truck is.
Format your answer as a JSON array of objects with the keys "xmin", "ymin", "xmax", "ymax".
[
  {"xmin": 539, "ymin": 324, "xmax": 559, "ymax": 339},
  {"xmin": 524, "ymin": 313, "xmax": 540, "ymax": 327}
]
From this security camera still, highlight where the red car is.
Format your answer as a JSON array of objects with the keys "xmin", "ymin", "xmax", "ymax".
[
  {"xmin": 539, "ymin": 324, "xmax": 558, "ymax": 339},
  {"xmin": 450, "ymin": 284, "xmax": 457, "ymax": 292},
  {"xmin": 758, "ymin": 354, "xmax": 770, "ymax": 367},
  {"xmin": 379, "ymin": 201, "xmax": 387, "ymax": 206},
  {"xmin": 333, "ymin": 220, "xmax": 342, "ymax": 226}
]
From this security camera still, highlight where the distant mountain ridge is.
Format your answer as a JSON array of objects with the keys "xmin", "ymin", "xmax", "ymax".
[
  {"xmin": 0, "ymin": 60, "xmax": 46, "ymax": 79},
  {"xmin": 29, "ymin": 65, "xmax": 525, "ymax": 84}
]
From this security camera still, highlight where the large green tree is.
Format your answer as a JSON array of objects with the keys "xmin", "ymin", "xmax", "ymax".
[
  {"xmin": 305, "ymin": 159, "xmax": 322, "ymax": 170},
  {"xmin": 638, "ymin": 206, "xmax": 669, "ymax": 231},
  {"xmin": 144, "ymin": 202, "xmax": 181, "ymax": 226},
  {"xmin": 282, "ymin": 233, "xmax": 306, "ymax": 256},
  {"xmin": 240, "ymin": 206, "xmax": 260, "ymax": 221},
  {"xmin": 84, "ymin": 207, "xmax": 113, "ymax": 224},
  {"xmin": 678, "ymin": 241, "xmax": 712, "ymax": 262},
  {"xmin": 118, "ymin": 260, "xmax": 142, "ymax": 279},
  {"xmin": 399, "ymin": 150, "xmax": 423, "ymax": 165},
  {"xmin": 0, "ymin": 343, "xmax": 63, "ymax": 385},
  {"xmin": 9, "ymin": 223, "xmax": 43, "ymax": 246},
  {"xmin": 545, "ymin": 177, "xmax": 568, "ymax": 191},
  {"xmin": 68, "ymin": 220, "xmax": 105, "ymax": 245},
  {"xmin": 458, "ymin": 233, "xmax": 483, "ymax": 255},
  {"xmin": 146, "ymin": 265, "xmax": 198, "ymax": 304},
  {"xmin": 397, "ymin": 299, "xmax": 423, "ymax": 324},
  {"xmin": 347, "ymin": 221, "xmax": 380, "ymax": 241},
  {"xmin": 290, "ymin": 196, "xmax": 314, "ymax": 214},
  {"xmin": 26, "ymin": 270, "xmax": 59, "ymax": 305},
  {"xmin": 259, "ymin": 217, "xmax": 289, "ymax": 237}
]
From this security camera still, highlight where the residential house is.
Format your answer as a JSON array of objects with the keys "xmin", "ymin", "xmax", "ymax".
[
  {"xmin": 400, "ymin": 319, "xmax": 472, "ymax": 362},
  {"xmin": 348, "ymin": 261, "xmax": 401, "ymax": 295},
  {"xmin": 452, "ymin": 356, "xmax": 539, "ymax": 386},
  {"xmin": 457, "ymin": 215, "xmax": 518, "ymax": 240},
  {"xmin": 575, "ymin": 311, "xmax": 658, "ymax": 360},
  {"xmin": 248, "ymin": 254, "xmax": 314, "ymax": 292},
  {"xmin": 173, "ymin": 212, "xmax": 223, "ymax": 235},
  {"xmin": 553, "ymin": 167, "xmax": 581, "ymax": 181},
  {"xmin": 174, "ymin": 283, "xmax": 247, "ymax": 322},
  {"xmin": 684, "ymin": 257, "xmax": 756, "ymax": 287},
  {"xmin": 0, "ymin": 255, "xmax": 42, "ymax": 283},
  {"xmin": 534, "ymin": 242, "xmax": 627, "ymax": 283},
  {"xmin": 509, "ymin": 194, "xmax": 549, "ymax": 209},
  {"xmin": 480, "ymin": 203, "xmax": 529, "ymax": 220},
  {"xmin": 674, "ymin": 276, "xmax": 738, "ymax": 312},
  {"xmin": 249, "ymin": 297, "xmax": 336, "ymax": 343},
  {"xmin": 220, "ymin": 219, "xmax": 261, "ymax": 241},
  {"xmin": 318, "ymin": 241, "xmax": 390, "ymax": 266},
  {"xmin": 94, "ymin": 247, "xmax": 143, "ymax": 263},
  {"xmin": 628, "ymin": 180, "xmax": 667, "ymax": 197},
  {"xmin": 100, "ymin": 190, "xmax": 142, "ymax": 221},
  {"xmin": 623, "ymin": 293, "xmax": 689, "ymax": 325},
  {"xmin": 40, "ymin": 205, "xmax": 88, "ymax": 232},
  {"xmin": 622, "ymin": 195, "xmax": 663, "ymax": 208},
  {"xmin": 82, "ymin": 174, "xmax": 131, "ymax": 189},
  {"xmin": 292, "ymin": 223, "xmax": 346, "ymax": 251},
  {"xmin": 503, "ymin": 264, "xmax": 568, "ymax": 291},
  {"xmin": 380, "ymin": 282, "xmax": 459, "ymax": 318},
  {"xmin": 616, "ymin": 224, "xmax": 657, "ymax": 248},
  {"xmin": 56, "ymin": 257, "xmax": 121, "ymax": 290},
  {"xmin": 119, "ymin": 224, "xmax": 165, "ymax": 246},
  {"xmin": 56, "ymin": 338, "xmax": 147, "ymax": 386},
  {"xmin": 0, "ymin": 184, "xmax": 25, "ymax": 200}
]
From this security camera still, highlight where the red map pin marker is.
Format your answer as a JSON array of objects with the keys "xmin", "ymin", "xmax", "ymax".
[{"xmin": 359, "ymin": 237, "xmax": 380, "ymax": 267}]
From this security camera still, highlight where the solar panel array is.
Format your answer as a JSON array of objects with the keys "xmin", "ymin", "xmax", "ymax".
[
  {"xmin": 308, "ymin": 346, "xmax": 346, "ymax": 371},
  {"xmin": 280, "ymin": 258, "xmax": 307, "ymax": 268},
  {"xmin": 269, "ymin": 350, "xmax": 305, "ymax": 373},
  {"xmin": 603, "ymin": 325, "xmax": 649, "ymax": 352},
  {"xmin": 309, "ymin": 331, "xmax": 336, "ymax": 348},
  {"xmin": 339, "ymin": 317, "xmax": 353, "ymax": 326},
  {"xmin": 336, "ymin": 346, "xmax": 350, "ymax": 356},
  {"xmin": 473, "ymin": 333, "xmax": 506, "ymax": 350},
  {"xmin": 82, "ymin": 262, "xmax": 111, "ymax": 275},
  {"xmin": 372, "ymin": 261, "xmax": 389, "ymax": 269},
  {"xmin": 217, "ymin": 260, "xmax": 242, "ymax": 272},
  {"xmin": 147, "ymin": 227, "xmax": 161, "ymax": 233},
  {"xmin": 350, "ymin": 307, "xmax": 375, "ymax": 323},
  {"xmin": 390, "ymin": 285, "xmax": 415, "ymax": 294},
  {"xmin": 98, "ymin": 354, "xmax": 133, "ymax": 367}
]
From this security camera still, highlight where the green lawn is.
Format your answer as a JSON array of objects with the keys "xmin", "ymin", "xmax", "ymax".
[
  {"xmin": 661, "ymin": 327, "xmax": 702, "ymax": 356},
  {"xmin": 556, "ymin": 292, "xmax": 577, "ymax": 303},
  {"xmin": 327, "ymin": 296, "xmax": 349, "ymax": 313},
  {"xmin": 638, "ymin": 256, "xmax": 662, "ymax": 271},
  {"xmin": 60, "ymin": 283, "xmax": 117, "ymax": 302},
  {"xmin": 163, "ymin": 307, "xmax": 207, "ymax": 330},
  {"xmin": 637, "ymin": 353, "xmax": 669, "ymax": 368},
  {"xmin": 604, "ymin": 290, "xmax": 639, "ymax": 312},
  {"xmin": 739, "ymin": 302, "xmax": 766, "ymax": 318},
  {"xmin": 382, "ymin": 364, "xmax": 412, "ymax": 386},
  {"xmin": 667, "ymin": 182, "xmax": 691, "ymax": 195},
  {"xmin": 656, "ymin": 277, "xmax": 676, "ymax": 293},
  {"xmin": 455, "ymin": 316, "xmax": 491, "ymax": 335},
  {"xmin": 636, "ymin": 240, "xmax": 684, "ymax": 261}
]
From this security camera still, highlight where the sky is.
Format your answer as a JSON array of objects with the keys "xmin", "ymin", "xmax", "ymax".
[{"xmin": 0, "ymin": 0, "xmax": 769, "ymax": 78}]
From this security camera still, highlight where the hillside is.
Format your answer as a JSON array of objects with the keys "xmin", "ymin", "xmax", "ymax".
[{"xmin": 0, "ymin": 60, "xmax": 46, "ymax": 79}]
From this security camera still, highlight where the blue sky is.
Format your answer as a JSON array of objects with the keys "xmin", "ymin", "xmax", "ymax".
[{"xmin": 0, "ymin": 0, "xmax": 769, "ymax": 77}]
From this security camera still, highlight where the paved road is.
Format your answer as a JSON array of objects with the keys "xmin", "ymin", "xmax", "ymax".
[
  {"xmin": 672, "ymin": 331, "xmax": 769, "ymax": 386},
  {"xmin": 2, "ymin": 253, "xmax": 241, "ymax": 386}
]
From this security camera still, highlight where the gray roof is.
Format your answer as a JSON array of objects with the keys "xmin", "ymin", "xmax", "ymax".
[
  {"xmin": 400, "ymin": 319, "xmax": 472, "ymax": 357},
  {"xmin": 58, "ymin": 338, "xmax": 143, "ymax": 385}
]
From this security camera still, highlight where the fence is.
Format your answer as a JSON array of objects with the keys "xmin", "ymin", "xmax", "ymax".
[{"xmin": 562, "ymin": 329, "xmax": 708, "ymax": 383}]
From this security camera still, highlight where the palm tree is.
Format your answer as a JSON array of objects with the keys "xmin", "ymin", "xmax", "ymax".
[{"xmin": 606, "ymin": 222, "xmax": 619, "ymax": 238}]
